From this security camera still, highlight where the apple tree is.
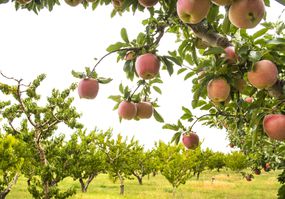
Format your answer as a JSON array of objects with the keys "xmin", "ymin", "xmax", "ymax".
[
  {"xmin": 1, "ymin": 0, "xmax": 285, "ymax": 197},
  {"xmin": 207, "ymin": 151, "xmax": 226, "ymax": 172}
]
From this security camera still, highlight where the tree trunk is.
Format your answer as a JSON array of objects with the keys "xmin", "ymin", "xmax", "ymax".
[
  {"xmin": 172, "ymin": 186, "xmax": 176, "ymax": 198},
  {"xmin": 138, "ymin": 177, "xmax": 143, "ymax": 185},
  {"xmin": 79, "ymin": 174, "xmax": 96, "ymax": 193},
  {"xmin": 196, "ymin": 172, "xmax": 200, "ymax": 180},
  {"xmin": 0, "ymin": 173, "xmax": 19, "ymax": 199},
  {"xmin": 117, "ymin": 173, "xmax": 124, "ymax": 195},
  {"xmin": 27, "ymin": 178, "xmax": 31, "ymax": 186}
]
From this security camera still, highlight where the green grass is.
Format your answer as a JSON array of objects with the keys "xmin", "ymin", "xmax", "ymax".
[{"xmin": 7, "ymin": 170, "xmax": 281, "ymax": 199}]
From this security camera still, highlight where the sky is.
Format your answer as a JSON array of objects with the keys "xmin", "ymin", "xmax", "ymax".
[{"xmin": 0, "ymin": 1, "xmax": 283, "ymax": 152}]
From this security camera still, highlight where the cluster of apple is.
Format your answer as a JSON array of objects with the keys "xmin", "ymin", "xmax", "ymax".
[
  {"xmin": 177, "ymin": 0, "xmax": 265, "ymax": 29},
  {"xmin": 118, "ymin": 100, "xmax": 153, "ymax": 120}
]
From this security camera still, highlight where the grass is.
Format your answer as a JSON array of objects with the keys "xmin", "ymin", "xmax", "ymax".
[{"xmin": 7, "ymin": 170, "xmax": 281, "ymax": 199}]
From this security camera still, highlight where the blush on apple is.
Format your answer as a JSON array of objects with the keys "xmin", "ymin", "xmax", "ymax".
[
  {"xmin": 78, "ymin": 78, "xmax": 99, "ymax": 99},
  {"xmin": 244, "ymin": 97, "xmax": 253, "ymax": 103},
  {"xmin": 263, "ymin": 114, "xmax": 285, "ymax": 141},
  {"xmin": 16, "ymin": 0, "xmax": 32, "ymax": 5},
  {"xmin": 229, "ymin": 0, "xmax": 265, "ymax": 29},
  {"xmin": 135, "ymin": 53, "xmax": 160, "ymax": 80},
  {"xmin": 136, "ymin": 102, "xmax": 153, "ymax": 119},
  {"xmin": 182, "ymin": 132, "xmax": 199, "ymax": 150},
  {"xmin": 177, "ymin": 0, "xmax": 211, "ymax": 24},
  {"xmin": 247, "ymin": 60, "xmax": 278, "ymax": 89},
  {"xmin": 138, "ymin": 0, "xmax": 158, "ymax": 8},
  {"xmin": 118, "ymin": 101, "xmax": 137, "ymax": 120},
  {"xmin": 207, "ymin": 78, "xmax": 231, "ymax": 102}
]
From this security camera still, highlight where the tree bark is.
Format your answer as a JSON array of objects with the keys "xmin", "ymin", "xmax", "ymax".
[
  {"xmin": 196, "ymin": 172, "xmax": 200, "ymax": 180},
  {"xmin": 117, "ymin": 173, "xmax": 124, "ymax": 195},
  {"xmin": 79, "ymin": 174, "xmax": 96, "ymax": 193}
]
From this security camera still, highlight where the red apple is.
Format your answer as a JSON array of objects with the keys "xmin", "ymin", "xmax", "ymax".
[
  {"xmin": 229, "ymin": 143, "xmax": 235, "ymax": 148},
  {"xmin": 182, "ymin": 132, "xmax": 199, "ymax": 150},
  {"xmin": 211, "ymin": 0, "xmax": 232, "ymax": 6},
  {"xmin": 207, "ymin": 78, "xmax": 231, "ymax": 102},
  {"xmin": 177, "ymin": 0, "xmax": 211, "ymax": 24},
  {"xmin": 247, "ymin": 60, "xmax": 278, "ymax": 89},
  {"xmin": 244, "ymin": 97, "xmax": 253, "ymax": 103},
  {"xmin": 138, "ymin": 0, "xmax": 158, "ymax": 7},
  {"xmin": 229, "ymin": 0, "xmax": 265, "ymax": 29},
  {"xmin": 135, "ymin": 53, "xmax": 160, "ymax": 80},
  {"xmin": 118, "ymin": 101, "xmax": 137, "ymax": 120},
  {"xmin": 253, "ymin": 168, "xmax": 261, "ymax": 175},
  {"xmin": 78, "ymin": 78, "xmax": 99, "ymax": 99},
  {"xmin": 64, "ymin": 0, "xmax": 83, "ymax": 6},
  {"xmin": 224, "ymin": 46, "xmax": 237, "ymax": 63},
  {"xmin": 136, "ymin": 102, "xmax": 153, "ymax": 119},
  {"xmin": 263, "ymin": 114, "xmax": 285, "ymax": 141}
]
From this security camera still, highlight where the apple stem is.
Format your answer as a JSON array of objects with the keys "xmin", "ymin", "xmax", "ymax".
[{"xmin": 129, "ymin": 80, "xmax": 146, "ymax": 101}]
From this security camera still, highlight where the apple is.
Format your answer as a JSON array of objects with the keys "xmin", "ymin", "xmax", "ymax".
[
  {"xmin": 247, "ymin": 60, "xmax": 278, "ymax": 89},
  {"xmin": 211, "ymin": 0, "xmax": 232, "ymax": 6},
  {"xmin": 177, "ymin": 0, "xmax": 211, "ymax": 24},
  {"xmin": 263, "ymin": 163, "xmax": 270, "ymax": 172},
  {"xmin": 78, "ymin": 78, "xmax": 99, "ymax": 99},
  {"xmin": 118, "ymin": 101, "xmax": 137, "ymax": 120},
  {"xmin": 263, "ymin": 114, "xmax": 285, "ymax": 141},
  {"xmin": 138, "ymin": 0, "xmax": 158, "ymax": 8},
  {"xmin": 253, "ymin": 168, "xmax": 261, "ymax": 175},
  {"xmin": 224, "ymin": 46, "xmax": 237, "ymax": 63},
  {"xmin": 245, "ymin": 174, "xmax": 253, "ymax": 181},
  {"xmin": 135, "ymin": 53, "xmax": 160, "ymax": 80},
  {"xmin": 124, "ymin": 51, "xmax": 135, "ymax": 61},
  {"xmin": 244, "ymin": 97, "xmax": 253, "ymax": 103},
  {"xmin": 64, "ymin": 0, "xmax": 83, "ymax": 6},
  {"xmin": 16, "ymin": 0, "xmax": 32, "ymax": 5},
  {"xmin": 207, "ymin": 78, "xmax": 231, "ymax": 102},
  {"xmin": 182, "ymin": 132, "xmax": 199, "ymax": 150},
  {"xmin": 229, "ymin": 143, "xmax": 235, "ymax": 148},
  {"xmin": 136, "ymin": 102, "xmax": 153, "ymax": 119},
  {"xmin": 229, "ymin": 0, "xmax": 265, "ymax": 29}
]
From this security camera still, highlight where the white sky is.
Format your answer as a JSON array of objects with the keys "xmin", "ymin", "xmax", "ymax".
[{"xmin": 0, "ymin": 2, "xmax": 283, "ymax": 152}]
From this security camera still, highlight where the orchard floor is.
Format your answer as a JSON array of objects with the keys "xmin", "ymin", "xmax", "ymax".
[{"xmin": 8, "ymin": 170, "xmax": 281, "ymax": 199}]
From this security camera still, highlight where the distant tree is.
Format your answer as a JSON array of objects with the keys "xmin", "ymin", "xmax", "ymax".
[
  {"xmin": 64, "ymin": 129, "xmax": 106, "ymax": 193},
  {"xmin": 0, "ymin": 134, "xmax": 23, "ymax": 199},
  {"xmin": 190, "ymin": 146, "xmax": 212, "ymax": 180},
  {"xmin": 208, "ymin": 151, "xmax": 226, "ymax": 172},
  {"xmin": 225, "ymin": 151, "xmax": 248, "ymax": 172}
]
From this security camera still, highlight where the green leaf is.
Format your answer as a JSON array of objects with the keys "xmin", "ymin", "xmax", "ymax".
[
  {"xmin": 120, "ymin": 28, "xmax": 129, "ymax": 43},
  {"xmin": 152, "ymin": 86, "xmax": 162, "ymax": 94},
  {"xmin": 161, "ymin": 56, "xmax": 174, "ymax": 76},
  {"xmin": 252, "ymin": 28, "xmax": 268, "ymax": 40},
  {"xmin": 97, "ymin": 77, "xmax": 112, "ymax": 84},
  {"xmin": 153, "ymin": 109, "xmax": 164, "ymax": 123},
  {"xmin": 119, "ymin": 83, "xmax": 124, "ymax": 94},
  {"xmin": 177, "ymin": 68, "xmax": 187, "ymax": 75},
  {"xmin": 163, "ymin": 124, "xmax": 179, "ymax": 131},
  {"xmin": 106, "ymin": 42, "xmax": 127, "ymax": 52},
  {"xmin": 108, "ymin": 95, "xmax": 121, "ymax": 102},
  {"xmin": 203, "ymin": 47, "xmax": 224, "ymax": 56},
  {"xmin": 164, "ymin": 55, "xmax": 182, "ymax": 66},
  {"xmin": 222, "ymin": 12, "xmax": 231, "ymax": 34},
  {"xmin": 71, "ymin": 70, "xmax": 85, "ymax": 79},
  {"xmin": 171, "ymin": 132, "xmax": 182, "ymax": 145}
]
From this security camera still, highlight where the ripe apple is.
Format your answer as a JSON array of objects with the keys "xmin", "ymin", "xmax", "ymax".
[
  {"xmin": 224, "ymin": 46, "xmax": 237, "ymax": 63},
  {"xmin": 138, "ymin": 0, "xmax": 158, "ymax": 7},
  {"xmin": 244, "ymin": 97, "xmax": 253, "ymax": 103},
  {"xmin": 229, "ymin": 0, "xmax": 265, "ymax": 29},
  {"xmin": 64, "ymin": 0, "xmax": 83, "ymax": 6},
  {"xmin": 207, "ymin": 78, "xmax": 231, "ymax": 102},
  {"xmin": 124, "ymin": 51, "xmax": 135, "ymax": 61},
  {"xmin": 211, "ymin": 0, "xmax": 232, "ymax": 6},
  {"xmin": 245, "ymin": 174, "xmax": 253, "ymax": 181},
  {"xmin": 263, "ymin": 114, "xmax": 285, "ymax": 141},
  {"xmin": 78, "ymin": 78, "xmax": 99, "ymax": 99},
  {"xmin": 135, "ymin": 53, "xmax": 160, "ymax": 80},
  {"xmin": 118, "ymin": 101, "xmax": 137, "ymax": 120},
  {"xmin": 176, "ymin": 0, "xmax": 211, "ymax": 24},
  {"xmin": 16, "ymin": 0, "xmax": 32, "ymax": 5},
  {"xmin": 229, "ymin": 143, "xmax": 235, "ymax": 148},
  {"xmin": 136, "ymin": 102, "xmax": 153, "ymax": 119},
  {"xmin": 182, "ymin": 132, "xmax": 199, "ymax": 150},
  {"xmin": 247, "ymin": 60, "xmax": 278, "ymax": 89},
  {"xmin": 253, "ymin": 168, "xmax": 261, "ymax": 175},
  {"xmin": 263, "ymin": 163, "xmax": 270, "ymax": 172}
]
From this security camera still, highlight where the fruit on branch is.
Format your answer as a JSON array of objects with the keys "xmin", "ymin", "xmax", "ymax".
[
  {"xmin": 124, "ymin": 51, "xmax": 135, "ymax": 61},
  {"xmin": 263, "ymin": 114, "xmax": 285, "ymax": 141},
  {"xmin": 112, "ymin": 0, "xmax": 124, "ymax": 9},
  {"xmin": 78, "ymin": 78, "xmax": 99, "ymax": 99},
  {"xmin": 247, "ymin": 60, "xmax": 278, "ymax": 89},
  {"xmin": 245, "ymin": 174, "xmax": 253, "ymax": 181},
  {"xmin": 176, "ymin": 0, "xmax": 211, "ymax": 24},
  {"xmin": 118, "ymin": 101, "xmax": 137, "ymax": 120},
  {"xmin": 135, "ymin": 53, "xmax": 160, "ymax": 80},
  {"xmin": 64, "ymin": 0, "xmax": 83, "ymax": 6},
  {"xmin": 244, "ymin": 97, "xmax": 253, "ymax": 103},
  {"xmin": 229, "ymin": 0, "xmax": 265, "ymax": 29},
  {"xmin": 138, "ymin": 0, "xmax": 158, "ymax": 8},
  {"xmin": 136, "ymin": 102, "xmax": 153, "ymax": 119},
  {"xmin": 182, "ymin": 132, "xmax": 199, "ymax": 150},
  {"xmin": 16, "ymin": 0, "xmax": 32, "ymax": 5},
  {"xmin": 224, "ymin": 46, "xmax": 237, "ymax": 63},
  {"xmin": 207, "ymin": 78, "xmax": 231, "ymax": 102},
  {"xmin": 263, "ymin": 163, "xmax": 270, "ymax": 172},
  {"xmin": 211, "ymin": 0, "xmax": 232, "ymax": 6},
  {"xmin": 229, "ymin": 143, "xmax": 235, "ymax": 148}
]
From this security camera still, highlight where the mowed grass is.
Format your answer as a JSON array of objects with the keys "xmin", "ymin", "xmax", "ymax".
[{"xmin": 7, "ymin": 170, "xmax": 281, "ymax": 199}]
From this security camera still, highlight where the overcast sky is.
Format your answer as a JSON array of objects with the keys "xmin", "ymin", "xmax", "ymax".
[{"xmin": 0, "ymin": 2, "xmax": 283, "ymax": 152}]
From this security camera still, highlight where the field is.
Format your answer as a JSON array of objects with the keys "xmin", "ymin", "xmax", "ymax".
[{"xmin": 7, "ymin": 170, "xmax": 281, "ymax": 199}]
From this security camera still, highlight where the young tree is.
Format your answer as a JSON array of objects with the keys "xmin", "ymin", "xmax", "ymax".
[
  {"xmin": 0, "ymin": 73, "xmax": 82, "ymax": 199},
  {"xmin": 64, "ymin": 129, "xmax": 106, "ymax": 193},
  {"xmin": 207, "ymin": 151, "xmax": 226, "ymax": 172},
  {"xmin": 225, "ymin": 151, "xmax": 248, "ymax": 173}
]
